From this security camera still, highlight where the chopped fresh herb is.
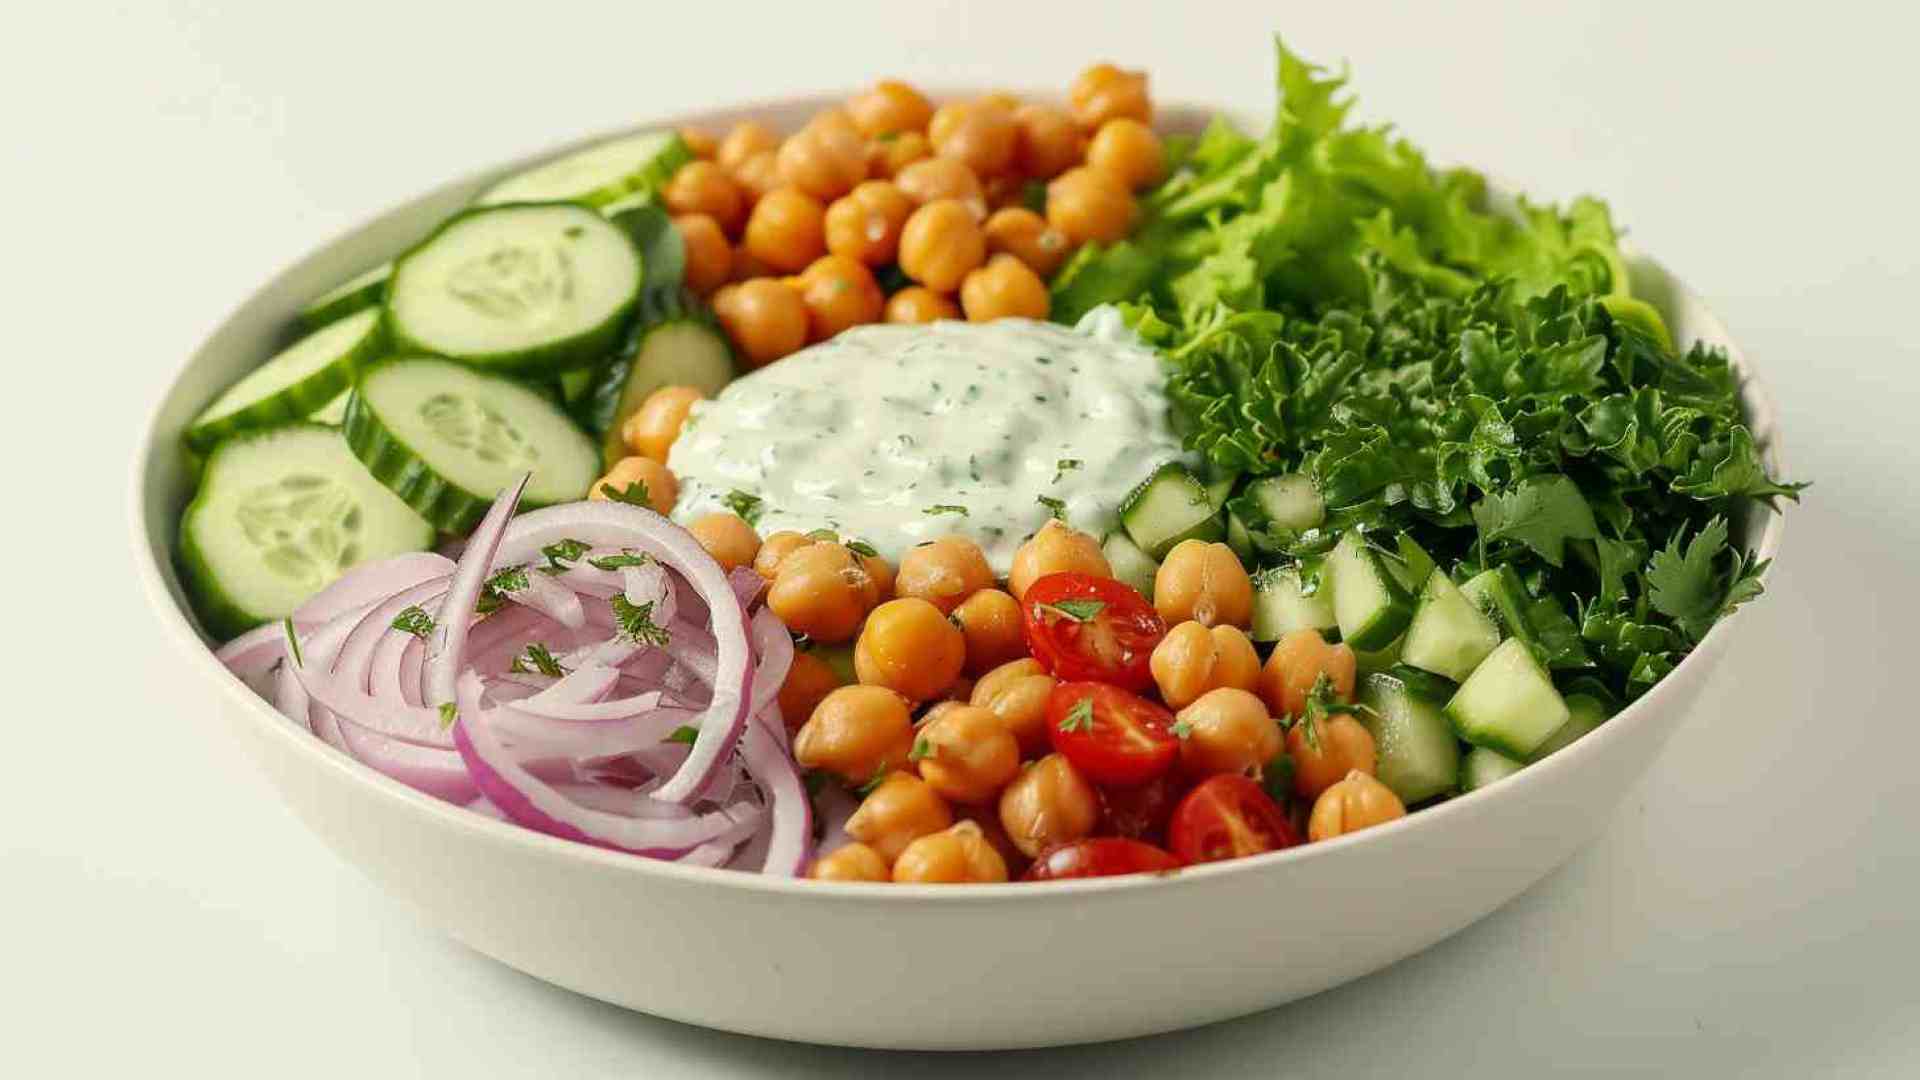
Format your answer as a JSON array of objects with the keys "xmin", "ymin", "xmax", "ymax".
[
  {"xmin": 508, "ymin": 642, "xmax": 568, "ymax": 677},
  {"xmin": 587, "ymin": 550, "xmax": 652, "ymax": 571},
  {"xmin": 665, "ymin": 724, "xmax": 700, "ymax": 746},
  {"xmin": 1170, "ymin": 718, "xmax": 1193, "ymax": 740},
  {"xmin": 723, "ymin": 489, "xmax": 765, "ymax": 525},
  {"xmin": 1038, "ymin": 598, "xmax": 1105, "ymax": 623},
  {"xmin": 486, "ymin": 565, "xmax": 530, "ymax": 595},
  {"xmin": 437, "ymin": 702, "xmax": 457, "ymax": 728},
  {"xmin": 598, "ymin": 480, "xmax": 652, "ymax": 507},
  {"xmin": 856, "ymin": 765, "xmax": 892, "ymax": 796},
  {"xmin": 909, "ymin": 736, "xmax": 935, "ymax": 761},
  {"xmin": 803, "ymin": 770, "xmax": 829, "ymax": 797},
  {"xmin": 968, "ymin": 455, "xmax": 983, "ymax": 483},
  {"xmin": 390, "ymin": 605, "xmax": 435, "ymax": 640},
  {"xmin": 805, "ymin": 528, "xmax": 840, "ymax": 542},
  {"xmin": 1036, "ymin": 494, "xmax": 1068, "ymax": 521},
  {"xmin": 844, "ymin": 538, "xmax": 879, "ymax": 558},
  {"xmin": 1261, "ymin": 754, "xmax": 1296, "ymax": 805},
  {"xmin": 1053, "ymin": 459, "xmax": 1083, "ymax": 483},
  {"xmin": 924, "ymin": 504, "xmax": 968, "ymax": 516},
  {"xmin": 540, "ymin": 538, "xmax": 592, "ymax": 573},
  {"xmin": 610, "ymin": 594, "xmax": 670, "ymax": 646},
  {"xmin": 1058, "ymin": 696, "xmax": 1096, "ymax": 733},
  {"xmin": 282, "ymin": 618, "xmax": 303, "ymax": 668}
]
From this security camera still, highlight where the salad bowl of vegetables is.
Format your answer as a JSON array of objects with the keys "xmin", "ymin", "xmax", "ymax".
[{"xmin": 132, "ymin": 40, "xmax": 1793, "ymax": 1049}]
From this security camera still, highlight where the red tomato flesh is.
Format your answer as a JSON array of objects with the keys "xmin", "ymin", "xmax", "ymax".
[
  {"xmin": 1169, "ymin": 774, "xmax": 1299, "ymax": 864},
  {"xmin": 1020, "ymin": 572, "xmax": 1165, "ymax": 691},
  {"xmin": 1046, "ymin": 681, "xmax": 1179, "ymax": 787},
  {"xmin": 1023, "ymin": 838, "xmax": 1184, "ymax": 881}
]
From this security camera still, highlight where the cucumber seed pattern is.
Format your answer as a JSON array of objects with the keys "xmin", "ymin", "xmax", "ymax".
[
  {"xmin": 446, "ymin": 243, "xmax": 578, "ymax": 326},
  {"xmin": 235, "ymin": 473, "xmax": 364, "ymax": 588},
  {"xmin": 419, "ymin": 392, "xmax": 541, "ymax": 469}
]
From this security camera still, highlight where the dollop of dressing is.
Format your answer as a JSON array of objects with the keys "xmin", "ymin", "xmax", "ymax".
[{"xmin": 669, "ymin": 318, "xmax": 1181, "ymax": 571}]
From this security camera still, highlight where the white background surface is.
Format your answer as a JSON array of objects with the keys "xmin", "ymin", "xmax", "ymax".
[{"xmin": 4, "ymin": 0, "xmax": 1918, "ymax": 1074}]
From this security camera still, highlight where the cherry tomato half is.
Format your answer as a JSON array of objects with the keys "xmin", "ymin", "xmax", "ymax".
[
  {"xmin": 1020, "ymin": 572, "xmax": 1165, "ymax": 691},
  {"xmin": 1046, "ymin": 681, "xmax": 1179, "ymax": 786},
  {"xmin": 1022, "ymin": 838, "xmax": 1184, "ymax": 881},
  {"xmin": 1168, "ymin": 774, "xmax": 1299, "ymax": 865},
  {"xmin": 1099, "ymin": 773, "xmax": 1183, "ymax": 845}
]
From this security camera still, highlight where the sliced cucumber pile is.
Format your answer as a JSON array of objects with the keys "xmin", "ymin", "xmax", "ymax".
[
  {"xmin": 1444, "ymin": 637, "xmax": 1570, "ymax": 758},
  {"xmin": 1326, "ymin": 532, "xmax": 1416, "ymax": 652},
  {"xmin": 298, "ymin": 263, "xmax": 390, "ymax": 331},
  {"xmin": 581, "ymin": 287, "xmax": 735, "ymax": 466},
  {"xmin": 1400, "ymin": 570, "xmax": 1502, "ymax": 681},
  {"xmin": 178, "ymin": 424, "xmax": 433, "ymax": 639},
  {"xmin": 387, "ymin": 202, "xmax": 642, "ymax": 374},
  {"xmin": 477, "ymin": 129, "xmax": 691, "ymax": 208},
  {"xmin": 345, "ymin": 356, "xmax": 601, "ymax": 532},
  {"xmin": 1118, "ymin": 462, "xmax": 1223, "ymax": 559},
  {"xmin": 185, "ymin": 307, "xmax": 384, "ymax": 451},
  {"xmin": 602, "ymin": 195, "xmax": 686, "ymax": 290},
  {"xmin": 1249, "ymin": 566, "xmax": 1335, "ymax": 642}
]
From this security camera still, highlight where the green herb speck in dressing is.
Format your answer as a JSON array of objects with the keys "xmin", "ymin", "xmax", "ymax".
[{"xmin": 667, "ymin": 318, "xmax": 1185, "ymax": 572}]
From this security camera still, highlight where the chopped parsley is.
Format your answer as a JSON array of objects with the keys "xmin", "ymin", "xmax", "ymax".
[
  {"xmin": 610, "ymin": 594, "xmax": 670, "ymax": 646},
  {"xmin": 540, "ymin": 538, "xmax": 592, "ymax": 573},
  {"xmin": 476, "ymin": 565, "xmax": 529, "ymax": 615},
  {"xmin": 437, "ymin": 702, "xmax": 457, "ymax": 728},
  {"xmin": 509, "ymin": 642, "xmax": 568, "ymax": 677},
  {"xmin": 665, "ymin": 724, "xmax": 700, "ymax": 746},
  {"xmin": 908, "ymin": 735, "xmax": 935, "ymax": 761},
  {"xmin": 723, "ymin": 489, "xmax": 765, "ymax": 525},
  {"xmin": 1057, "ymin": 696, "xmax": 1096, "ymax": 733},
  {"xmin": 843, "ymin": 538, "xmax": 879, "ymax": 558},
  {"xmin": 598, "ymin": 480, "xmax": 652, "ymax": 508},
  {"xmin": 1170, "ymin": 718, "xmax": 1193, "ymax": 739},
  {"xmin": 924, "ymin": 504, "xmax": 969, "ymax": 516},
  {"xmin": 1052, "ymin": 458, "xmax": 1083, "ymax": 483},
  {"xmin": 282, "ymin": 619, "xmax": 303, "ymax": 668},
  {"xmin": 1036, "ymin": 494, "xmax": 1068, "ymax": 521},
  {"xmin": 856, "ymin": 765, "xmax": 893, "ymax": 796},
  {"xmin": 390, "ymin": 605, "xmax": 435, "ymax": 640},
  {"xmin": 1037, "ymin": 598, "xmax": 1105, "ymax": 623},
  {"xmin": 588, "ymin": 550, "xmax": 653, "ymax": 571}
]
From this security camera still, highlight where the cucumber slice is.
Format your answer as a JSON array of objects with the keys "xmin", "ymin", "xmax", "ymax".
[
  {"xmin": 477, "ymin": 129, "xmax": 692, "ymax": 208},
  {"xmin": 582, "ymin": 288, "xmax": 735, "ymax": 466},
  {"xmin": 1354, "ymin": 636, "xmax": 1405, "ymax": 676},
  {"xmin": 1326, "ymin": 532, "xmax": 1416, "ymax": 651},
  {"xmin": 1102, "ymin": 531, "xmax": 1160, "ymax": 600},
  {"xmin": 1240, "ymin": 473, "xmax": 1324, "ymax": 532},
  {"xmin": 298, "ymin": 263, "xmax": 390, "ymax": 331},
  {"xmin": 1225, "ymin": 510, "xmax": 1255, "ymax": 562},
  {"xmin": 1394, "ymin": 535, "xmax": 1436, "ymax": 589},
  {"xmin": 1444, "ymin": 637, "xmax": 1570, "ymax": 758},
  {"xmin": 603, "ymin": 196, "xmax": 686, "ymax": 290},
  {"xmin": 184, "ymin": 308, "xmax": 384, "ymax": 451},
  {"xmin": 310, "ymin": 392, "xmax": 351, "ymax": 426},
  {"xmin": 1360, "ymin": 671, "xmax": 1461, "ymax": 805},
  {"xmin": 1203, "ymin": 473, "xmax": 1237, "ymax": 512},
  {"xmin": 1460, "ymin": 746, "xmax": 1525, "ymax": 792},
  {"xmin": 178, "ymin": 424, "xmax": 433, "ymax": 639},
  {"xmin": 1119, "ymin": 462, "xmax": 1223, "ymax": 559},
  {"xmin": 1401, "ymin": 570, "xmax": 1503, "ymax": 681},
  {"xmin": 1249, "ymin": 566, "xmax": 1335, "ymax": 642},
  {"xmin": 1531, "ymin": 693, "xmax": 1609, "ymax": 760},
  {"xmin": 387, "ymin": 202, "xmax": 642, "ymax": 374},
  {"xmin": 345, "ymin": 356, "xmax": 601, "ymax": 532}
]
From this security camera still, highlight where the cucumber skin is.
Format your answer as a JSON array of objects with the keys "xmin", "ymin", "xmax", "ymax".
[
  {"xmin": 481, "ymin": 131, "xmax": 692, "ymax": 209},
  {"xmin": 298, "ymin": 265, "xmax": 390, "ymax": 332},
  {"xmin": 342, "ymin": 387, "xmax": 493, "ymax": 533},
  {"xmin": 183, "ymin": 313, "xmax": 386, "ymax": 452},
  {"xmin": 584, "ymin": 287, "xmax": 733, "ymax": 466},
  {"xmin": 386, "ymin": 202, "xmax": 643, "ymax": 375}
]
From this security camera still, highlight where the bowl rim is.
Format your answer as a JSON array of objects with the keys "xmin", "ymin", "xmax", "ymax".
[{"xmin": 129, "ymin": 90, "xmax": 1789, "ymax": 902}]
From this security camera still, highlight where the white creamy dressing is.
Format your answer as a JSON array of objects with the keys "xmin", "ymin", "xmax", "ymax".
[{"xmin": 668, "ymin": 316, "xmax": 1183, "ymax": 571}]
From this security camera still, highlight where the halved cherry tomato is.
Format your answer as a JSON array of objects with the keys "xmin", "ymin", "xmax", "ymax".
[
  {"xmin": 1022, "ymin": 838, "xmax": 1184, "ymax": 881},
  {"xmin": 1168, "ymin": 774, "xmax": 1299, "ymax": 864},
  {"xmin": 1099, "ymin": 773, "xmax": 1183, "ymax": 844},
  {"xmin": 1020, "ymin": 572, "xmax": 1165, "ymax": 691},
  {"xmin": 1046, "ymin": 682, "xmax": 1180, "ymax": 786}
]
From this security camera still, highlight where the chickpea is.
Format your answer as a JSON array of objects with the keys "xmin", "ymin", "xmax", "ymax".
[
  {"xmin": 892, "ymin": 820, "xmax": 1009, "ymax": 883},
  {"xmin": 1013, "ymin": 103, "xmax": 1084, "ymax": 180},
  {"xmin": 730, "ymin": 149, "xmax": 782, "ymax": 204},
  {"xmin": 953, "ymin": 808, "xmax": 1027, "ymax": 873},
  {"xmin": 895, "ymin": 535, "xmax": 994, "ymax": 613},
  {"xmin": 969, "ymin": 657, "xmax": 1057, "ymax": 755},
  {"xmin": 998, "ymin": 753, "xmax": 1100, "ymax": 858},
  {"xmin": 672, "ymin": 213, "xmax": 733, "ymax": 295},
  {"xmin": 712, "ymin": 277, "xmax": 808, "ymax": 367},
  {"xmin": 929, "ymin": 99, "xmax": 1017, "ymax": 178},
  {"xmin": 727, "ymin": 244, "xmax": 775, "ymax": 283},
  {"xmin": 743, "ymin": 187, "xmax": 827, "ymax": 273},
  {"xmin": 809, "ymin": 841, "xmax": 889, "ymax": 882},
  {"xmin": 1154, "ymin": 540, "xmax": 1253, "ymax": 628},
  {"xmin": 894, "ymin": 157, "xmax": 987, "ymax": 219},
  {"xmin": 984, "ymin": 207, "xmax": 1071, "ymax": 280},
  {"xmin": 883, "ymin": 286, "xmax": 961, "ymax": 324},
  {"xmin": 981, "ymin": 173, "xmax": 1027, "ymax": 213},
  {"xmin": 679, "ymin": 126, "xmax": 718, "ymax": 160},
  {"xmin": 867, "ymin": 130, "xmax": 932, "ymax": 179},
  {"xmin": 823, "ymin": 180, "xmax": 914, "ymax": 266},
  {"xmin": 796, "ymin": 254, "xmax": 884, "ymax": 340},
  {"xmin": 1288, "ymin": 710, "xmax": 1377, "ymax": 801},
  {"xmin": 793, "ymin": 684, "xmax": 914, "ymax": 784},
  {"xmin": 845, "ymin": 771, "xmax": 953, "ymax": 862},
  {"xmin": 591, "ymin": 456, "xmax": 676, "ymax": 514},
  {"xmin": 898, "ymin": 200, "xmax": 987, "ymax": 294},
  {"xmin": 1176, "ymin": 688, "xmax": 1282, "ymax": 777},
  {"xmin": 777, "ymin": 110, "xmax": 869, "ymax": 202},
  {"xmin": 1086, "ymin": 118, "xmax": 1166, "ymax": 192},
  {"xmin": 778, "ymin": 649, "xmax": 842, "ymax": 733},
  {"xmin": 663, "ymin": 160, "xmax": 745, "ymax": 235},
  {"xmin": 619, "ymin": 385, "xmax": 701, "ymax": 462},
  {"xmin": 950, "ymin": 588, "xmax": 1025, "ymax": 676},
  {"xmin": 847, "ymin": 79, "xmax": 934, "ymax": 138},
  {"xmin": 1150, "ymin": 622, "xmax": 1261, "ymax": 709},
  {"xmin": 975, "ymin": 91, "xmax": 1022, "ymax": 115},
  {"xmin": 1046, "ymin": 166, "xmax": 1136, "ymax": 246},
  {"xmin": 687, "ymin": 512, "xmax": 761, "ymax": 573},
  {"xmin": 718, "ymin": 120, "xmax": 779, "ymax": 173},
  {"xmin": 754, "ymin": 530, "xmax": 812, "ymax": 580},
  {"xmin": 1007, "ymin": 519, "xmax": 1111, "ymax": 601},
  {"xmin": 1308, "ymin": 770, "xmax": 1407, "ymax": 842},
  {"xmin": 853, "ymin": 597, "xmax": 966, "ymax": 702},
  {"xmin": 1068, "ymin": 63, "xmax": 1153, "ymax": 130},
  {"xmin": 1259, "ymin": 629, "xmax": 1359, "ymax": 720},
  {"xmin": 768, "ymin": 541, "xmax": 881, "ymax": 642},
  {"xmin": 960, "ymin": 254, "xmax": 1050, "ymax": 322},
  {"xmin": 860, "ymin": 550, "xmax": 896, "ymax": 598},
  {"xmin": 914, "ymin": 703, "xmax": 1020, "ymax": 804}
]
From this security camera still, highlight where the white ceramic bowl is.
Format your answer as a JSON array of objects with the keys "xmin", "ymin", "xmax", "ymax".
[{"xmin": 131, "ymin": 94, "xmax": 1787, "ymax": 1051}]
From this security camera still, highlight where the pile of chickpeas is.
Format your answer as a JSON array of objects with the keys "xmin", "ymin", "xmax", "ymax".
[
  {"xmin": 657, "ymin": 63, "xmax": 1167, "ymax": 368},
  {"xmin": 589, "ymin": 384, "xmax": 1408, "ymax": 884}
]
